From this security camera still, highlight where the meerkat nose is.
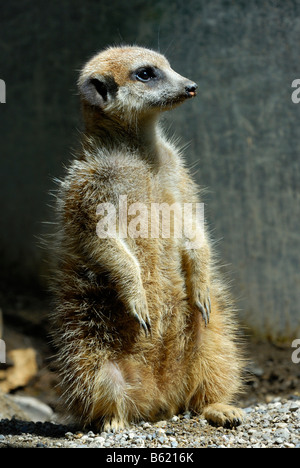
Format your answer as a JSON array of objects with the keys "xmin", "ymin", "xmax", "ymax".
[{"xmin": 185, "ymin": 83, "xmax": 198, "ymax": 97}]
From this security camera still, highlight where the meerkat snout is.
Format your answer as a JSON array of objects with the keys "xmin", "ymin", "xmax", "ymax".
[{"xmin": 185, "ymin": 82, "xmax": 198, "ymax": 97}]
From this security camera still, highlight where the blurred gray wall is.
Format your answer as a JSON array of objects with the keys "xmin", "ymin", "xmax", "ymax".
[{"xmin": 1, "ymin": 0, "xmax": 300, "ymax": 340}]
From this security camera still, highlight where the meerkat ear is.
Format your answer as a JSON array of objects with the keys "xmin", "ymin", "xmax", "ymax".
[{"xmin": 79, "ymin": 76, "xmax": 118, "ymax": 108}]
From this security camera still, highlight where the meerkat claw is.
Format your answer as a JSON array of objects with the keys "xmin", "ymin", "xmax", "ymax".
[
  {"xmin": 132, "ymin": 311, "xmax": 151, "ymax": 336},
  {"xmin": 195, "ymin": 300, "xmax": 209, "ymax": 326},
  {"xmin": 207, "ymin": 292, "xmax": 211, "ymax": 315},
  {"xmin": 205, "ymin": 302, "xmax": 210, "ymax": 324},
  {"xmin": 141, "ymin": 320, "xmax": 150, "ymax": 336},
  {"xmin": 142, "ymin": 316, "xmax": 152, "ymax": 336}
]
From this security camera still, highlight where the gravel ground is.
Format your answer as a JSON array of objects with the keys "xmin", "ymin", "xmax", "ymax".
[
  {"xmin": 0, "ymin": 396, "xmax": 299, "ymax": 448},
  {"xmin": 1, "ymin": 296, "xmax": 300, "ymax": 449}
]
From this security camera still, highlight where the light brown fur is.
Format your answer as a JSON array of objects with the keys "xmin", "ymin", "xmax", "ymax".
[{"xmin": 50, "ymin": 46, "xmax": 244, "ymax": 430}]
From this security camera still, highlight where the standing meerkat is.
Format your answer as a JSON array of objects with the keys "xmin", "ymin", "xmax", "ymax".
[{"xmin": 50, "ymin": 45, "xmax": 244, "ymax": 431}]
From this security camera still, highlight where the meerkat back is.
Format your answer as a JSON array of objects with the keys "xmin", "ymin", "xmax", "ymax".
[{"xmin": 50, "ymin": 45, "xmax": 244, "ymax": 431}]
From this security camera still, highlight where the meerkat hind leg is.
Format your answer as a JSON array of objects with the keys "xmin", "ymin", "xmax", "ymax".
[{"xmin": 202, "ymin": 403, "xmax": 244, "ymax": 428}]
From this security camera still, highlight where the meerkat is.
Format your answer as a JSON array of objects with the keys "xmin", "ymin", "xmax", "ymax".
[{"xmin": 50, "ymin": 45, "xmax": 244, "ymax": 431}]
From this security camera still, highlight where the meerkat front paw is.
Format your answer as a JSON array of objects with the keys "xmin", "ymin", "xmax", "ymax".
[
  {"xmin": 192, "ymin": 285, "xmax": 211, "ymax": 326},
  {"xmin": 128, "ymin": 293, "xmax": 151, "ymax": 336}
]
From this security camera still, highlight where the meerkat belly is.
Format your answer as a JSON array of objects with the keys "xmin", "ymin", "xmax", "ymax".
[{"xmin": 120, "ymin": 171, "xmax": 189, "ymax": 330}]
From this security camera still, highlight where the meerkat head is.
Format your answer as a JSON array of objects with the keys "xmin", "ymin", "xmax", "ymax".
[{"xmin": 78, "ymin": 46, "xmax": 197, "ymax": 124}]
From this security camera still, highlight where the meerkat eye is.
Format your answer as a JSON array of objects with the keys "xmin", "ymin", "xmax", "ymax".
[{"xmin": 135, "ymin": 67, "xmax": 157, "ymax": 82}]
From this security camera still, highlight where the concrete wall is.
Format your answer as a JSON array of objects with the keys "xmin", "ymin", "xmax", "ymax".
[{"xmin": 1, "ymin": 0, "xmax": 300, "ymax": 340}]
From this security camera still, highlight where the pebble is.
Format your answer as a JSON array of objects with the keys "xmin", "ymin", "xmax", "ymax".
[
  {"xmin": 290, "ymin": 402, "xmax": 300, "ymax": 412},
  {"xmin": 154, "ymin": 420, "xmax": 167, "ymax": 428},
  {"xmin": 156, "ymin": 427, "xmax": 165, "ymax": 437}
]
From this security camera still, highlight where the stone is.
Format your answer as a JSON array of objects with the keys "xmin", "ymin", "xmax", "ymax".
[
  {"xmin": 9, "ymin": 395, "xmax": 54, "ymax": 422},
  {"xmin": 0, "ymin": 391, "xmax": 29, "ymax": 420},
  {"xmin": 0, "ymin": 348, "xmax": 38, "ymax": 393}
]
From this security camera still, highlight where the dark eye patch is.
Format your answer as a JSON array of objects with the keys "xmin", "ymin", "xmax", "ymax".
[{"xmin": 135, "ymin": 67, "xmax": 157, "ymax": 82}]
